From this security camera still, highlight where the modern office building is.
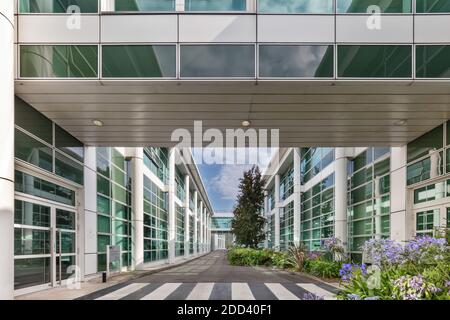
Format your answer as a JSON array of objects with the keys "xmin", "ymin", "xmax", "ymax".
[
  {"xmin": 2, "ymin": 0, "xmax": 450, "ymax": 300},
  {"xmin": 210, "ymin": 212, "xmax": 234, "ymax": 250},
  {"xmin": 263, "ymin": 139, "xmax": 450, "ymax": 260}
]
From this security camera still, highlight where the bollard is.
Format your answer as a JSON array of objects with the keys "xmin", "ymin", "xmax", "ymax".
[{"xmin": 102, "ymin": 272, "xmax": 107, "ymax": 283}]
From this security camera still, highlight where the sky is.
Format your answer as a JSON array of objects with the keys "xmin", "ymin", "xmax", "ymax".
[{"xmin": 193, "ymin": 148, "xmax": 277, "ymax": 213}]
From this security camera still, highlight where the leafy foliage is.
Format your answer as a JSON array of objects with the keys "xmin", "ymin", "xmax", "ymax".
[
  {"xmin": 286, "ymin": 243, "xmax": 308, "ymax": 272},
  {"xmin": 304, "ymin": 259, "xmax": 342, "ymax": 278},
  {"xmin": 231, "ymin": 166, "xmax": 266, "ymax": 248}
]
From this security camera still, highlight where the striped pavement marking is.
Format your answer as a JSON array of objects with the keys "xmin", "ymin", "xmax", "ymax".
[
  {"xmin": 140, "ymin": 283, "xmax": 182, "ymax": 300},
  {"xmin": 297, "ymin": 283, "xmax": 337, "ymax": 300},
  {"xmin": 264, "ymin": 283, "xmax": 300, "ymax": 300},
  {"xmin": 231, "ymin": 283, "xmax": 255, "ymax": 300},
  {"xmin": 96, "ymin": 283, "xmax": 148, "ymax": 300},
  {"xmin": 80, "ymin": 282, "xmax": 336, "ymax": 300},
  {"xmin": 186, "ymin": 283, "xmax": 215, "ymax": 300}
]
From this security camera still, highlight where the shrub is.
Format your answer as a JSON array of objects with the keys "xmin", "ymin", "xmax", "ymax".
[
  {"xmin": 286, "ymin": 243, "xmax": 308, "ymax": 272},
  {"xmin": 271, "ymin": 251, "xmax": 290, "ymax": 269},
  {"xmin": 227, "ymin": 247, "xmax": 273, "ymax": 266},
  {"xmin": 305, "ymin": 259, "xmax": 342, "ymax": 279}
]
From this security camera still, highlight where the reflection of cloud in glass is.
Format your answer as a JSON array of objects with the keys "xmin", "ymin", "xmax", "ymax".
[
  {"xmin": 258, "ymin": 0, "xmax": 334, "ymax": 13},
  {"xmin": 259, "ymin": 45, "xmax": 333, "ymax": 77}
]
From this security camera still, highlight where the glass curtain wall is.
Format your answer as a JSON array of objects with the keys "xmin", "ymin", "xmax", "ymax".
[
  {"xmin": 301, "ymin": 148, "xmax": 335, "ymax": 184},
  {"xmin": 280, "ymin": 201, "xmax": 294, "ymax": 251},
  {"xmin": 175, "ymin": 204, "xmax": 185, "ymax": 256}
]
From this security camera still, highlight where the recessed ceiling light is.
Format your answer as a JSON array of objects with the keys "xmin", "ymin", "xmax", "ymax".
[
  {"xmin": 242, "ymin": 120, "xmax": 251, "ymax": 127},
  {"xmin": 92, "ymin": 119, "xmax": 103, "ymax": 127},
  {"xmin": 395, "ymin": 119, "xmax": 408, "ymax": 126}
]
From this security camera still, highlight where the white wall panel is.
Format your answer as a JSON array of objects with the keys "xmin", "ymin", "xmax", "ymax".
[
  {"xmin": 101, "ymin": 15, "xmax": 177, "ymax": 43},
  {"xmin": 84, "ymin": 253, "xmax": 97, "ymax": 275},
  {"xmin": 84, "ymin": 210, "xmax": 97, "ymax": 254},
  {"xmin": 18, "ymin": 16, "xmax": 99, "ymax": 43},
  {"xmin": 415, "ymin": 15, "xmax": 450, "ymax": 43},
  {"xmin": 258, "ymin": 15, "xmax": 334, "ymax": 43},
  {"xmin": 179, "ymin": 15, "xmax": 256, "ymax": 42},
  {"xmin": 336, "ymin": 15, "xmax": 413, "ymax": 43}
]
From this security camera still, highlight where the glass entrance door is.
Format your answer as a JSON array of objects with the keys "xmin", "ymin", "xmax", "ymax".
[{"xmin": 54, "ymin": 208, "xmax": 77, "ymax": 285}]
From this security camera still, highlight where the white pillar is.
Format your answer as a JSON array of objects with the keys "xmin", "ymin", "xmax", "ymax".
[
  {"xmin": 184, "ymin": 175, "xmax": 190, "ymax": 258},
  {"xmin": 390, "ymin": 147, "xmax": 408, "ymax": 242},
  {"xmin": 199, "ymin": 201, "xmax": 204, "ymax": 253},
  {"xmin": 263, "ymin": 191, "xmax": 268, "ymax": 248},
  {"xmin": 0, "ymin": 1, "xmax": 15, "ymax": 300},
  {"xmin": 193, "ymin": 191, "xmax": 198, "ymax": 254},
  {"xmin": 131, "ymin": 148, "xmax": 144, "ymax": 270},
  {"xmin": 293, "ymin": 148, "xmax": 301, "ymax": 246},
  {"xmin": 274, "ymin": 175, "xmax": 281, "ymax": 250},
  {"xmin": 168, "ymin": 149, "xmax": 176, "ymax": 263},
  {"xmin": 334, "ymin": 148, "xmax": 348, "ymax": 249}
]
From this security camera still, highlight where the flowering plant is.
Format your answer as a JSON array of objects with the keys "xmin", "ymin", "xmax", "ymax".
[
  {"xmin": 392, "ymin": 275, "xmax": 441, "ymax": 300},
  {"xmin": 362, "ymin": 239, "xmax": 403, "ymax": 266}
]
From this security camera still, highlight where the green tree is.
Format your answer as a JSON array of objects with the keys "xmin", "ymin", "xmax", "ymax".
[{"xmin": 231, "ymin": 166, "xmax": 266, "ymax": 248}]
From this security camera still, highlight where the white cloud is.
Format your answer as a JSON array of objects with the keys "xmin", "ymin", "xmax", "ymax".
[{"xmin": 209, "ymin": 164, "xmax": 252, "ymax": 201}]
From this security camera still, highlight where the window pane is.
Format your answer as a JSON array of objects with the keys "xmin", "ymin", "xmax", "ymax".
[
  {"xmin": 407, "ymin": 125, "xmax": 443, "ymax": 163},
  {"xmin": 55, "ymin": 124, "xmax": 84, "ymax": 162},
  {"xmin": 55, "ymin": 151, "xmax": 84, "ymax": 185},
  {"xmin": 338, "ymin": 45, "xmax": 412, "ymax": 78},
  {"xmin": 97, "ymin": 154, "xmax": 110, "ymax": 178},
  {"xmin": 416, "ymin": 46, "xmax": 450, "ymax": 79},
  {"xmin": 97, "ymin": 175, "xmax": 110, "ymax": 197},
  {"xmin": 56, "ymin": 209, "xmax": 76, "ymax": 230},
  {"xmin": 15, "ymin": 97, "xmax": 53, "ymax": 144},
  {"xmin": 15, "ymin": 129, "xmax": 53, "ymax": 172},
  {"xmin": 180, "ymin": 45, "xmax": 255, "ymax": 78},
  {"xmin": 97, "ymin": 195, "xmax": 111, "ymax": 215},
  {"xmin": 14, "ymin": 200, "xmax": 51, "ymax": 228},
  {"xmin": 20, "ymin": 45, "xmax": 98, "ymax": 78},
  {"xmin": 337, "ymin": 0, "xmax": 411, "ymax": 13},
  {"xmin": 115, "ymin": 0, "xmax": 175, "ymax": 11},
  {"xmin": 258, "ymin": 0, "xmax": 333, "ymax": 13},
  {"xmin": 102, "ymin": 45, "xmax": 176, "ymax": 78},
  {"xmin": 185, "ymin": 0, "xmax": 246, "ymax": 11},
  {"xmin": 15, "ymin": 228, "xmax": 50, "ymax": 255},
  {"xmin": 19, "ymin": 0, "xmax": 98, "ymax": 13},
  {"xmin": 98, "ymin": 215, "xmax": 111, "ymax": 233},
  {"xmin": 14, "ymin": 258, "xmax": 51, "ymax": 290},
  {"xmin": 259, "ymin": 45, "xmax": 333, "ymax": 78},
  {"xmin": 407, "ymin": 158, "xmax": 430, "ymax": 185},
  {"xmin": 416, "ymin": 0, "xmax": 450, "ymax": 13}
]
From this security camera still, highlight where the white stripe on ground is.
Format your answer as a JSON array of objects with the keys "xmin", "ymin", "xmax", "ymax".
[
  {"xmin": 297, "ymin": 283, "xmax": 337, "ymax": 300},
  {"xmin": 232, "ymin": 283, "xmax": 255, "ymax": 300},
  {"xmin": 186, "ymin": 283, "xmax": 214, "ymax": 300},
  {"xmin": 140, "ymin": 283, "xmax": 182, "ymax": 300},
  {"xmin": 265, "ymin": 283, "xmax": 300, "ymax": 300},
  {"xmin": 95, "ymin": 283, "xmax": 148, "ymax": 300}
]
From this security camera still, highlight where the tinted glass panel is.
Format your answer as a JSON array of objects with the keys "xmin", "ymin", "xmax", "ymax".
[
  {"xmin": 15, "ymin": 228, "xmax": 50, "ymax": 255},
  {"xmin": 55, "ymin": 125, "xmax": 84, "ymax": 162},
  {"xmin": 55, "ymin": 151, "xmax": 84, "ymax": 185},
  {"xmin": 416, "ymin": 0, "xmax": 450, "ymax": 13},
  {"xmin": 407, "ymin": 125, "xmax": 443, "ymax": 163},
  {"xmin": 14, "ymin": 258, "xmax": 51, "ymax": 290},
  {"xmin": 15, "ymin": 97, "xmax": 53, "ymax": 144},
  {"xmin": 20, "ymin": 45, "xmax": 98, "ymax": 78},
  {"xmin": 19, "ymin": 0, "xmax": 98, "ymax": 13},
  {"xmin": 338, "ymin": 45, "xmax": 412, "ymax": 78},
  {"xmin": 115, "ymin": 0, "xmax": 175, "ymax": 11},
  {"xmin": 259, "ymin": 45, "xmax": 334, "ymax": 78},
  {"xmin": 181, "ymin": 45, "xmax": 255, "ymax": 78},
  {"xmin": 258, "ymin": 0, "xmax": 333, "ymax": 13},
  {"xmin": 14, "ymin": 200, "xmax": 50, "ymax": 228},
  {"xmin": 15, "ymin": 129, "xmax": 53, "ymax": 172},
  {"xmin": 102, "ymin": 45, "xmax": 176, "ymax": 78},
  {"xmin": 416, "ymin": 46, "xmax": 450, "ymax": 79},
  {"xmin": 337, "ymin": 0, "xmax": 411, "ymax": 13},
  {"xmin": 56, "ymin": 209, "xmax": 76, "ymax": 230},
  {"xmin": 185, "ymin": 0, "xmax": 246, "ymax": 11}
]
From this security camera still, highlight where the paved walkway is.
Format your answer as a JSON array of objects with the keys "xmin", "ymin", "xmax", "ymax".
[{"xmin": 74, "ymin": 251, "xmax": 339, "ymax": 300}]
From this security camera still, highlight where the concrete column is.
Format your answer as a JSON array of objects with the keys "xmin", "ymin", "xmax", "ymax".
[
  {"xmin": 390, "ymin": 147, "xmax": 408, "ymax": 242},
  {"xmin": 193, "ymin": 191, "xmax": 198, "ymax": 254},
  {"xmin": 263, "ymin": 191, "xmax": 269, "ymax": 248},
  {"xmin": 184, "ymin": 175, "xmax": 190, "ymax": 258},
  {"xmin": 274, "ymin": 175, "xmax": 281, "ymax": 250},
  {"xmin": 168, "ymin": 149, "xmax": 176, "ymax": 263},
  {"xmin": 334, "ymin": 148, "xmax": 348, "ymax": 249},
  {"xmin": 293, "ymin": 148, "xmax": 301, "ymax": 246},
  {"xmin": 199, "ymin": 201, "xmax": 204, "ymax": 253},
  {"xmin": 131, "ymin": 148, "xmax": 144, "ymax": 270},
  {"xmin": 0, "ymin": 1, "xmax": 15, "ymax": 300}
]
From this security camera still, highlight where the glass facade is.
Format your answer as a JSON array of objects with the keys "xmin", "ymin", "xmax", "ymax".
[
  {"xmin": 115, "ymin": 0, "xmax": 175, "ymax": 11},
  {"xmin": 175, "ymin": 204, "xmax": 185, "ymax": 257},
  {"xmin": 259, "ymin": 45, "xmax": 333, "ymax": 78},
  {"xmin": 185, "ymin": 0, "xmax": 246, "ymax": 11},
  {"xmin": 96, "ymin": 148, "xmax": 132, "ymax": 271},
  {"xmin": 258, "ymin": 0, "xmax": 334, "ymax": 13},
  {"xmin": 102, "ymin": 45, "xmax": 176, "ymax": 78},
  {"xmin": 211, "ymin": 217, "xmax": 233, "ymax": 230},
  {"xmin": 280, "ymin": 201, "xmax": 294, "ymax": 251},
  {"xmin": 20, "ymin": 45, "xmax": 98, "ymax": 78},
  {"xmin": 143, "ymin": 175, "xmax": 168, "ymax": 262},
  {"xmin": 416, "ymin": 0, "xmax": 450, "ymax": 13},
  {"xmin": 143, "ymin": 147, "xmax": 169, "ymax": 184},
  {"xmin": 347, "ymin": 148, "xmax": 390, "ymax": 260},
  {"xmin": 15, "ymin": 98, "xmax": 84, "ymax": 185},
  {"xmin": 279, "ymin": 165, "xmax": 294, "ymax": 201},
  {"xmin": 301, "ymin": 148, "xmax": 334, "ymax": 184},
  {"xmin": 301, "ymin": 174, "xmax": 335, "ymax": 251},
  {"xmin": 19, "ymin": 0, "xmax": 99, "ymax": 13},
  {"xmin": 337, "ymin": 0, "xmax": 412, "ymax": 13},
  {"xmin": 338, "ymin": 45, "xmax": 412, "ymax": 78},
  {"xmin": 175, "ymin": 169, "xmax": 185, "ymax": 201},
  {"xmin": 416, "ymin": 46, "xmax": 450, "ymax": 79},
  {"xmin": 180, "ymin": 45, "xmax": 255, "ymax": 78}
]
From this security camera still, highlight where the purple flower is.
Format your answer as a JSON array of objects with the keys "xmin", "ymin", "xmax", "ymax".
[
  {"xmin": 303, "ymin": 293, "xmax": 324, "ymax": 300},
  {"xmin": 347, "ymin": 294, "xmax": 361, "ymax": 300}
]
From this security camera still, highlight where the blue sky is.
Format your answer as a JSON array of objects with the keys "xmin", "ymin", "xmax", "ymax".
[{"xmin": 193, "ymin": 148, "xmax": 276, "ymax": 213}]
